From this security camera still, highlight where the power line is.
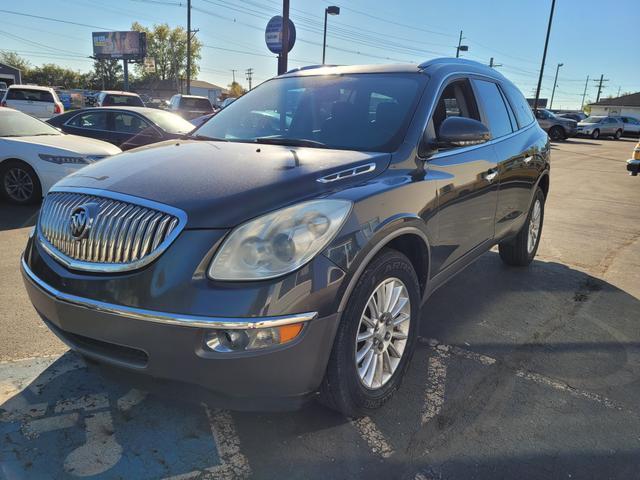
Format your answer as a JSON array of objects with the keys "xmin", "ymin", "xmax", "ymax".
[{"xmin": 0, "ymin": 9, "xmax": 113, "ymax": 30}]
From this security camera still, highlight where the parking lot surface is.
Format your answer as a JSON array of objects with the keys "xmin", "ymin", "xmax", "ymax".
[{"xmin": 1, "ymin": 138, "xmax": 639, "ymax": 479}]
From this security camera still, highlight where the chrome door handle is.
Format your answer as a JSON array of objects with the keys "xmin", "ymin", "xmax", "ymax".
[{"xmin": 485, "ymin": 170, "xmax": 498, "ymax": 182}]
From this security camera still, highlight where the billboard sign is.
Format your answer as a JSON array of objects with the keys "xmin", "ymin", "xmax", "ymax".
[
  {"xmin": 92, "ymin": 31, "xmax": 147, "ymax": 60},
  {"xmin": 265, "ymin": 16, "xmax": 296, "ymax": 54}
]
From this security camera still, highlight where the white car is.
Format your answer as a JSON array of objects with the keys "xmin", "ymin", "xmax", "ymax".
[
  {"xmin": 0, "ymin": 108, "xmax": 121, "ymax": 204},
  {"xmin": 1, "ymin": 85, "xmax": 64, "ymax": 120}
]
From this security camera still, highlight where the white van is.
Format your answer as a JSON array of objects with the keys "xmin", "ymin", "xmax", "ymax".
[{"xmin": 1, "ymin": 85, "xmax": 64, "ymax": 119}]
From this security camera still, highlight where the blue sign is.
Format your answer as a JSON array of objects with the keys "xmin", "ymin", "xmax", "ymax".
[{"xmin": 265, "ymin": 15, "xmax": 296, "ymax": 55}]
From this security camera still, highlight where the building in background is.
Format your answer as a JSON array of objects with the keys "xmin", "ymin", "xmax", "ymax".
[
  {"xmin": 589, "ymin": 92, "xmax": 640, "ymax": 118},
  {"xmin": 180, "ymin": 80, "xmax": 226, "ymax": 106},
  {"xmin": 0, "ymin": 62, "xmax": 22, "ymax": 87}
]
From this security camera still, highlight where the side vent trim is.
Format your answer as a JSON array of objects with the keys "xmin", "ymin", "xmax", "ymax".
[{"xmin": 317, "ymin": 162, "xmax": 376, "ymax": 184}]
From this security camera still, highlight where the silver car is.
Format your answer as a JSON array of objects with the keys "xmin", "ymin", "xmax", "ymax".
[
  {"xmin": 616, "ymin": 116, "xmax": 640, "ymax": 136},
  {"xmin": 534, "ymin": 108, "xmax": 577, "ymax": 140},
  {"xmin": 576, "ymin": 116, "xmax": 624, "ymax": 139}
]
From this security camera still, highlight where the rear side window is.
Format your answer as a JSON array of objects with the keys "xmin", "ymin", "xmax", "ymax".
[
  {"xmin": 502, "ymin": 82, "xmax": 535, "ymax": 128},
  {"xmin": 68, "ymin": 112, "xmax": 108, "ymax": 130},
  {"xmin": 473, "ymin": 79, "xmax": 513, "ymax": 138},
  {"xmin": 7, "ymin": 88, "xmax": 54, "ymax": 103},
  {"xmin": 104, "ymin": 95, "xmax": 144, "ymax": 107}
]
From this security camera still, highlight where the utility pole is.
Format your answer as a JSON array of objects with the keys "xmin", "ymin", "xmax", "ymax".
[
  {"xmin": 533, "ymin": 0, "xmax": 556, "ymax": 113},
  {"xmin": 489, "ymin": 57, "xmax": 502, "ymax": 68},
  {"xmin": 186, "ymin": 0, "xmax": 191, "ymax": 94},
  {"xmin": 123, "ymin": 60, "xmax": 129, "ymax": 91},
  {"xmin": 593, "ymin": 74, "xmax": 609, "ymax": 103},
  {"xmin": 231, "ymin": 69, "xmax": 237, "ymax": 84},
  {"xmin": 245, "ymin": 68, "xmax": 253, "ymax": 90},
  {"xmin": 278, "ymin": 0, "xmax": 290, "ymax": 75},
  {"xmin": 617, "ymin": 86, "xmax": 621, "ymax": 97},
  {"xmin": 455, "ymin": 30, "xmax": 468, "ymax": 58},
  {"xmin": 549, "ymin": 62, "xmax": 563, "ymax": 110},
  {"xmin": 580, "ymin": 75, "xmax": 589, "ymax": 110}
]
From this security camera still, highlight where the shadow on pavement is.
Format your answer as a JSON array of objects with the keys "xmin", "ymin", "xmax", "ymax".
[
  {"xmin": 1, "ymin": 253, "xmax": 639, "ymax": 479},
  {"xmin": 0, "ymin": 201, "xmax": 39, "ymax": 231}
]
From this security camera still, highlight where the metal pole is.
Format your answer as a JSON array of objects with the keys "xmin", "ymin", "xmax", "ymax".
[
  {"xmin": 533, "ymin": 0, "xmax": 556, "ymax": 113},
  {"xmin": 123, "ymin": 59, "xmax": 129, "ymax": 91},
  {"xmin": 580, "ymin": 75, "xmax": 589, "ymax": 110},
  {"xmin": 322, "ymin": 8, "xmax": 328, "ymax": 64},
  {"xmin": 456, "ymin": 30, "xmax": 463, "ymax": 58},
  {"xmin": 279, "ymin": 0, "xmax": 290, "ymax": 75},
  {"xmin": 596, "ymin": 74, "xmax": 604, "ymax": 102},
  {"xmin": 549, "ymin": 63, "xmax": 562, "ymax": 110},
  {"xmin": 186, "ymin": 0, "xmax": 191, "ymax": 94}
]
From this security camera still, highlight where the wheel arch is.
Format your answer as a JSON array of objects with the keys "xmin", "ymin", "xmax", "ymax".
[{"xmin": 336, "ymin": 221, "xmax": 432, "ymax": 314}]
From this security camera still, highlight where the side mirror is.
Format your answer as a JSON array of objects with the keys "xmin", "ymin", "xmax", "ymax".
[{"xmin": 437, "ymin": 116, "xmax": 491, "ymax": 149}]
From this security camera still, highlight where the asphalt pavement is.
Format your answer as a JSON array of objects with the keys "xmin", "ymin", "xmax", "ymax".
[{"xmin": 1, "ymin": 137, "xmax": 639, "ymax": 479}]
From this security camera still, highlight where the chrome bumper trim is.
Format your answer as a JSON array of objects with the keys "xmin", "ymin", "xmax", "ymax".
[{"xmin": 21, "ymin": 257, "xmax": 317, "ymax": 330}]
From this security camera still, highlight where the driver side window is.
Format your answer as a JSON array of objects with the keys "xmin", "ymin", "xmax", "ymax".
[{"xmin": 427, "ymin": 78, "xmax": 480, "ymax": 148}]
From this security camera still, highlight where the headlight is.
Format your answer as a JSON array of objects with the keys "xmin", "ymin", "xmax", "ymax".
[
  {"xmin": 209, "ymin": 199, "xmax": 352, "ymax": 280},
  {"xmin": 39, "ymin": 154, "xmax": 89, "ymax": 165}
]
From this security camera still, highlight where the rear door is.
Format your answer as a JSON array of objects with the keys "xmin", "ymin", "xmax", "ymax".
[
  {"xmin": 63, "ymin": 111, "xmax": 112, "ymax": 143},
  {"xmin": 110, "ymin": 111, "xmax": 161, "ymax": 148},
  {"xmin": 426, "ymin": 77, "xmax": 499, "ymax": 275}
]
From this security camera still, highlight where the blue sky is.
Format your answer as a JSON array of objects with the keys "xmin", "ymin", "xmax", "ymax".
[{"xmin": 1, "ymin": 0, "xmax": 637, "ymax": 109}]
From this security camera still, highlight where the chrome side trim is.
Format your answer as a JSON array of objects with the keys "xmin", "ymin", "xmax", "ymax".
[
  {"xmin": 38, "ymin": 187, "xmax": 187, "ymax": 273},
  {"xmin": 21, "ymin": 257, "xmax": 317, "ymax": 330},
  {"xmin": 317, "ymin": 162, "xmax": 376, "ymax": 183}
]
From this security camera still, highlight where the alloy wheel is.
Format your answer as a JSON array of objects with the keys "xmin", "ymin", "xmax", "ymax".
[
  {"xmin": 4, "ymin": 167, "xmax": 34, "ymax": 202},
  {"xmin": 527, "ymin": 198, "xmax": 542, "ymax": 254},
  {"xmin": 355, "ymin": 277, "xmax": 411, "ymax": 390}
]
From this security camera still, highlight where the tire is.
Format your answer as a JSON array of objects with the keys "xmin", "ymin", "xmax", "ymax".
[
  {"xmin": 591, "ymin": 129, "xmax": 600, "ymax": 139},
  {"xmin": 319, "ymin": 248, "xmax": 420, "ymax": 417},
  {"xmin": 614, "ymin": 129, "xmax": 622, "ymax": 140},
  {"xmin": 548, "ymin": 126, "xmax": 564, "ymax": 141},
  {"xmin": 498, "ymin": 187, "xmax": 545, "ymax": 267},
  {"xmin": 0, "ymin": 160, "xmax": 42, "ymax": 205}
]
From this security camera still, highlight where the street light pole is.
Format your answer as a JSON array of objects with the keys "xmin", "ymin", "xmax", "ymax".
[
  {"xmin": 549, "ymin": 62, "xmax": 563, "ymax": 109},
  {"xmin": 533, "ymin": 0, "xmax": 556, "ymax": 113},
  {"xmin": 322, "ymin": 6, "xmax": 340, "ymax": 64},
  {"xmin": 186, "ymin": 0, "xmax": 191, "ymax": 94}
]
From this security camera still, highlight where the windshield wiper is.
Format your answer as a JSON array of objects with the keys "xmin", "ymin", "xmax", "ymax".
[
  {"xmin": 188, "ymin": 134, "xmax": 229, "ymax": 141},
  {"xmin": 254, "ymin": 137, "xmax": 328, "ymax": 148}
]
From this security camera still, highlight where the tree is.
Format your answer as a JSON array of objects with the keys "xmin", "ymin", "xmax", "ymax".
[
  {"xmin": 227, "ymin": 81, "xmax": 246, "ymax": 98},
  {"xmin": 131, "ymin": 22, "xmax": 201, "ymax": 84},
  {"xmin": 0, "ymin": 51, "xmax": 31, "ymax": 73},
  {"xmin": 24, "ymin": 64, "xmax": 83, "ymax": 89},
  {"xmin": 91, "ymin": 59, "xmax": 124, "ymax": 90}
]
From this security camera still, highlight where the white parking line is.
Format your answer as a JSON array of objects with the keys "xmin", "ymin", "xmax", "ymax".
[
  {"xmin": 22, "ymin": 413, "xmax": 79, "ymax": 439},
  {"xmin": 54, "ymin": 393, "xmax": 109, "ymax": 413},
  {"xmin": 351, "ymin": 416, "xmax": 395, "ymax": 458},
  {"xmin": 117, "ymin": 388, "xmax": 148, "ymax": 412},
  {"xmin": 421, "ymin": 347, "xmax": 448, "ymax": 426}
]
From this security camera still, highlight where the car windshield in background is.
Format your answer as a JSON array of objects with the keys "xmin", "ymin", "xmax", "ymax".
[
  {"xmin": 583, "ymin": 116, "xmax": 604, "ymax": 123},
  {"xmin": 195, "ymin": 73, "xmax": 425, "ymax": 152},
  {"xmin": 182, "ymin": 98, "xmax": 212, "ymax": 110},
  {"xmin": 104, "ymin": 95, "xmax": 144, "ymax": 107},
  {"xmin": 0, "ymin": 110, "xmax": 61, "ymax": 137},
  {"xmin": 144, "ymin": 109, "xmax": 195, "ymax": 134}
]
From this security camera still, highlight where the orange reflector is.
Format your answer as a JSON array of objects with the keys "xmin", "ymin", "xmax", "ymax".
[{"xmin": 278, "ymin": 323, "xmax": 304, "ymax": 343}]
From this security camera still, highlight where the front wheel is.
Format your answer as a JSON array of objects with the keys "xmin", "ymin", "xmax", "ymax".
[
  {"xmin": 498, "ymin": 187, "xmax": 545, "ymax": 266},
  {"xmin": 319, "ymin": 249, "xmax": 420, "ymax": 417},
  {"xmin": 614, "ymin": 129, "xmax": 622, "ymax": 140},
  {"xmin": 0, "ymin": 160, "xmax": 42, "ymax": 205},
  {"xmin": 548, "ymin": 126, "xmax": 564, "ymax": 141},
  {"xmin": 591, "ymin": 129, "xmax": 600, "ymax": 139}
]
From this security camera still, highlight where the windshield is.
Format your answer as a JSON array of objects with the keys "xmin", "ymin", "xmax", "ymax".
[
  {"xmin": 181, "ymin": 97, "xmax": 212, "ymax": 110},
  {"xmin": 194, "ymin": 73, "xmax": 425, "ymax": 152},
  {"xmin": 583, "ymin": 116, "xmax": 604, "ymax": 123},
  {"xmin": 0, "ymin": 110, "xmax": 61, "ymax": 137},
  {"xmin": 104, "ymin": 94, "xmax": 144, "ymax": 107},
  {"xmin": 144, "ymin": 109, "xmax": 195, "ymax": 134}
]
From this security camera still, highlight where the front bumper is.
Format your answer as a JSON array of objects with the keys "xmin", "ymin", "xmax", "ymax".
[
  {"xmin": 22, "ymin": 234, "xmax": 339, "ymax": 410},
  {"xmin": 627, "ymin": 159, "xmax": 640, "ymax": 176}
]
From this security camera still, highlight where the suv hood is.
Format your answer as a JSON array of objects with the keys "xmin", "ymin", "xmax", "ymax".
[{"xmin": 56, "ymin": 140, "xmax": 391, "ymax": 228}]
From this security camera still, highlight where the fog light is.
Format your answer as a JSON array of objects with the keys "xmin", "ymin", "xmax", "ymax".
[{"xmin": 204, "ymin": 323, "xmax": 304, "ymax": 352}]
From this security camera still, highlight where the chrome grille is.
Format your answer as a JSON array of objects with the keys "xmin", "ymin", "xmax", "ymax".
[{"xmin": 38, "ymin": 190, "xmax": 186, "ymax": 272}]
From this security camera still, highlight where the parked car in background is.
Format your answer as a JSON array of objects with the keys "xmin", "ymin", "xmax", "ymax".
[
  {"xmin": 1, "ymin": 85, "xmax": 64, "ymax": 119},
  {"xmin": 576, "ymin": 116, "xmax": 624, "ymax": 139},
  {"xmin": 220, "ymin": 97, "xmax": 237, "ymax": 108},
  {"xmin": 0, "ymin": 109, "xmax": 120, "ymax": 204},
  {"xmin": 556, "ymin": 112, "xmax": 586, "ymax": 122},
  {"xmin": 47, "ymin": 107, "xmax": 195, "ymax": 150},
  {"xmin": 533, "ymin": 108, "xmax": 577, "ymax": 140},
  {"xmin": 21, "ymin": 58, "xmax": 550, "ymax": 417},
  {"xmin": 615, "ymin": 116, "xmax": 640, "ymax": 136},
  {"xmin": 627, "ymin": 141, "xmax": 640, "ymax": 176},
  {"xmin": 96, "ymin": 91, "xmax": 145, "ymax": 107},
  {"xmin": 168, "ymin": 94, "xmax": 216, "ymax": 120}
]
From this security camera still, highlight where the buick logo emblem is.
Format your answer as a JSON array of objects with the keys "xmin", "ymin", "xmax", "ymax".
[{"xmin": 69, "ymin": 205, "xmax": 91, "ymax": 239}]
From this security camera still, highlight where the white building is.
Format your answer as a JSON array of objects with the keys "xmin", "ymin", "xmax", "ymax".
[{"xmin": 589, "ymin": 92, "xmax": 640, "ymax": 119}]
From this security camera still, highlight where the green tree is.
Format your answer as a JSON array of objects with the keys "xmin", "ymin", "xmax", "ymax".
[
  {"xmin": 24, "ymin": 64, "xmax": 83, "ymax": 89},
  {"xmin": 227, "ymin": 81, "xmax": 246, "ymax": 98},
  {"xmin": 131, "ymin": 22, "xmax": 202, "ymax": 83},
  {"xmin": 0, "ymin": 51, "xmax": 31, "ymax": 74},
  {"xmin": 91, "ymin": 59, "xmax": 124, "ymax": 90}
]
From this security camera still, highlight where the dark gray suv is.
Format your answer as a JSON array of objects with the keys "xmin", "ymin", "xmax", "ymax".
[{"xmin": 21, "ymin": 58, "xmax": 550, "ymax": 417}]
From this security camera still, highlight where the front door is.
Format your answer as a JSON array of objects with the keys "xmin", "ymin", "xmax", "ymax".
[{"xmin": 425, "ymin": 78, "xmax": 499, "ymax": 276}]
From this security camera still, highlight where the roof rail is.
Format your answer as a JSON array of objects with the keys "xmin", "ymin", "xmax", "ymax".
[
  {"xmin": 418, "ymin": 57, "xmax": 489, "ymax": 70},
  {"xmin": 285, "ymin": 64, "xmax": 340, "ymax": 74}
]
